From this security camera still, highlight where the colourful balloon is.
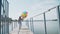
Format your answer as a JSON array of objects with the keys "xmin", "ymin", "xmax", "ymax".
[{"xmin": 21, "ymin": 11, "xmax": 28, "ymax": 19}]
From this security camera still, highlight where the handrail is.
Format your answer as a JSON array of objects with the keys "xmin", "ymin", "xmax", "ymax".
[{"xmin": 30, "ymin": 5, "xmax": 60, "ymax": 18}]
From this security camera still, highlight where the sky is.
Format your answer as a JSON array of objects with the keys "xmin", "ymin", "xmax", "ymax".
[{"xmin": 7, "ymin": 0, "xmax": 59, "ymax": 20}]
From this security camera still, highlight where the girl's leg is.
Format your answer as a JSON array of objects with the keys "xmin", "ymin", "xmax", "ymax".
[
  {"xmin": 18, "ymin": 25, "xmax": 20, "ymax": 34},
  {"xmin": 19, "ymin": 24, "xmax": 21, "ymax": 30}
]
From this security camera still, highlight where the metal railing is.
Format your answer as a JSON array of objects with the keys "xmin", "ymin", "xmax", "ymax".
[
  {"xmin": 9, "ymin": 21, "xmax": 18, "ymax": 32},
  {"xmin": 26, "ymin": 5, "xmax": 60, "ymax": 34}
]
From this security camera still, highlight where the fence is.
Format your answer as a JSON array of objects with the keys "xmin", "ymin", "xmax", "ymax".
[{"xmin": 26, "ymin": 5, "xmax": 60, "ymax": 34}]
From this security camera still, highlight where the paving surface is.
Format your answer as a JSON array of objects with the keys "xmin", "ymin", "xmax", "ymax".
[{"xmin": 9, "ymin": 24, "xmax": 33, "ymax": 34}]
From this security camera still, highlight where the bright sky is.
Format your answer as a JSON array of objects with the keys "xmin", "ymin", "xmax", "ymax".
[{"xmin": 7, "ymin": 0, "xmax": 59, "ymax": 20}]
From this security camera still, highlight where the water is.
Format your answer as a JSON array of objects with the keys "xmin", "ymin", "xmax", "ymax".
[
  {"xmin": 30, "ymin": 21, "xmax": 59, "ymax": 34},
  {"xmin": 46, "ymin": 21, "xmax": 59, "ymax": 34}
]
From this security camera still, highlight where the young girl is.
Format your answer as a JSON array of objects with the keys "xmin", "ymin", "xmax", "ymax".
[{"xmin": 18, "ymin": 16, "xmax": 23, "ymax": 30}]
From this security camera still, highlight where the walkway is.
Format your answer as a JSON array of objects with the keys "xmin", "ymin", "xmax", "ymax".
[{"xmin": 9, "ymin": 22, "xmax": 33, "ymax": 34}]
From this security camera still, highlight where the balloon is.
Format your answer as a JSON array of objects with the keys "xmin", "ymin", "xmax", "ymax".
[
  {"xmin": 21, "ymin": 11, "xmax": 28, "ymax": 19},
  {"xmin": 21, "ymin": 14, "xmax": 25, "ymax": 17}
]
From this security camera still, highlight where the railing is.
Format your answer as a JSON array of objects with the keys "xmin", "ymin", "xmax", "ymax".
[
  {"xmin": 1, "ymin": 21, "xmax": 9, "ymax": 34},
  {"xmin": 26, "ymin": 5, "xmax": 60, "ymax": 34},
  {"xmin": 9, "ymin": 21, "xmax": 18, "ymax": 32}
]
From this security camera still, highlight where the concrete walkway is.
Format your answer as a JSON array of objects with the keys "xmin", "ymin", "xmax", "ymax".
[{"xmin": 9, "ymin": 24, "xmax": 33, "ymax": 34}]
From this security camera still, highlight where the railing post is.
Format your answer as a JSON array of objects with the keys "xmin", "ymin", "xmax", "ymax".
[
  {"xmin": 16, "ymin": 21, "xmax": 17, "ymax": 27},
  {"xmin": 12, "ymin": 21, "xmax": 13, "ymax": 31},
  {"xmin": 28, "ymin": 19, "xmax": 30, "ymax": 29},
  {"xmin": 31, "ymin": 18, "xmax": 34, "ymax": 33},
  {"xmin": 2, "ymin": 22, "xmax": 4, "ymax": 34},
  {"xmin": 7, "ymin": 21, "xmax": 9, "ymax": 34},
  {"xmin": 4, "ymin": 19, "xmax": 6, "ymax": 34},
  {"xmin": 30, "ymin": 18, "xmax": 32, "ymax": 31},
  {"xmin": 14, "ymin": 22, "xmax": 15, "ymax": 28},
  {"xmin": 57, "ymin": 5, "xmax": 60, "ymax": 34},
  {"xmin": 0, "ymin": 0, "xmax": 2, "ymax": 34},
  {"xmin": 29, "ymin": 18, "xmax": 31, "ymax": 30},
  {"xmin": 30, "ymin": 18, "xmax": 34, "ymax": 33},
  {"xmin": 43, "ymin": 13, "xmax": 47, "ymax": 34},
  {"xmin": 26, "ymin": 19, "xmax": 29, "ymax": 28},
  {"xmin": 2, "ymin": 21, "xmax": 3, "ymax": 34}
]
